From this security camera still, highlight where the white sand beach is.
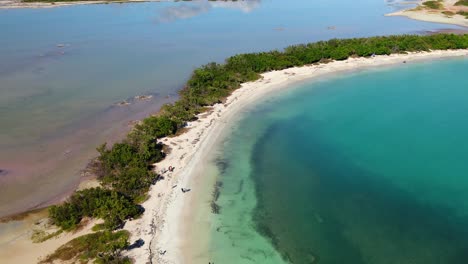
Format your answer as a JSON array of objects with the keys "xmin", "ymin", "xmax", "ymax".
[
  {"xmin": 387, "ymin": 9, "xmax": 468, "ymax": 27},
  {"xmin": 124, "ymin": 49, "xmax": 468, "ymax": 264},
  {"xmin": 386, "ymin": 0, "xmax": 468, "ymax": 28}
]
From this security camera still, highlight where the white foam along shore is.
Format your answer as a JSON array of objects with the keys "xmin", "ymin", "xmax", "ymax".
[
  {"xmin": 386, "ymin": 0, "xmax": 468, "ymax": 28},
  {"xmin": 123, "ymin": 49, "xmax": 468, "ymax": 264}
]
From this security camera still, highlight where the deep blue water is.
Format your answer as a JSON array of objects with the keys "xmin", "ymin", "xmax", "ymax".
[{"xmin": 212, "ymin": 58, "xmax": 468, "ymax": 263}]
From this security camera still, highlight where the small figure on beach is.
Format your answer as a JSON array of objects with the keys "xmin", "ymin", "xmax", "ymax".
[
  {"xmin": 168, "ymin": 166, "xmax": 175, "ymax": 172},
  {"xmin": 159, "ymin": 250, "xmax": 166, "ymax": 255},
  {"xmin": 181, "ymin": 188, "xmax": 191, "ymax": 193}
]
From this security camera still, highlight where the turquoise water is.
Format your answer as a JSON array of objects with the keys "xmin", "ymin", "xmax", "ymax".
[
  {"xmin": 0, "ymin": 0, "xmax": 463, "ymax": 217},
  {"xmin": 211, "ymin": 58, "xmax": 468, "ymax": 263}
]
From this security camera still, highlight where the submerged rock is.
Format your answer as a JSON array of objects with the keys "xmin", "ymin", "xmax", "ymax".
[
  {"xmin": 115, "ymin": 101, "xmax": 130, "ymax": 106},
  {"xmin": 134, "ymin": 95, "xmax": 153, "ymax": 101}
]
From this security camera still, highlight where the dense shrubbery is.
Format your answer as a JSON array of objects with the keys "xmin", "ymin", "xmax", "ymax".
[
  {"xmin": 132, "ymin": 116, "xmax": 177, "ymax": 139},
  {"xmin": 458, "ymin": 11, "xmax": 468, "ymax": 18},
  {"xmin": 96, "ymin": 142, "xmax": 162, "ymax": 200},
  {"xmin": 46, "ymin": 34, "xmax": 468, "ymax": 262},
  {"xmin": 423, "ymin": 0, "xmax": 443, "ymax": 9},
  {"xmin": 455, "ymin": 0, "xmax": 468, "ymax": 6},
  {"xmin": 40, "ymin": 231, "xmax": 131, "ymax": 264},
  {"xmin": 49, "ymin": 188, "xmax": 140, "ymax": 230},
  {"xmin": 49, "ymin": 123, "xmax": 168, "ymax": 231},
  {"xmin": 442, "ymin": 10, "xmax": 456, "ymax": 16}
]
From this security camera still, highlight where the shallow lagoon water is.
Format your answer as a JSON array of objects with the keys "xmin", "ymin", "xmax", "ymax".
[{"xmin": 210, "ymin": 58, "xmax": 468, "ymax": 263}]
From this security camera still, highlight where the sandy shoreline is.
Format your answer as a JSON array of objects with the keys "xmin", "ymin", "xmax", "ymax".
[
  {"xmin": 123, "ymin": 49, "xmax": 468, "ymax": 264},
  {"xmin": 0, "ymin": 210, "xmax": 99, "ymax": 263},
  {"xmin": 387, "ymin": 9, "xmax": 468, "ymax": 27},
  {"xmin": 386, "ymin": 0, "xmax": 468, "ymax": 28}
]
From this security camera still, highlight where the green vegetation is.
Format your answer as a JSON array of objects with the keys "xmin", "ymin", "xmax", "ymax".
[
  {"xmin": 423, "ymin": 0, "xmax": 444, "ymax": 9},
  {"xmin": 458, "ymin": 11, "xmax": 468, "ymax": 18},
  {"xmin": 96, "ymin": 142, "xmax": 162, "ymax": 200},
  {"xmin": 31, "ymin": 229, "xmax": 63, "ymax": 243},
  {"xmin": 48, "ymin": 119, "xmax": 172, "ymax": 232},
  {"xmin": 40, "ymin": 231, "xmax": 130, "ymax": 264},
  {"xmin": 442, "ymin": 10, "xmax": 455, "ymax": 16},
  {"xmin": 92, "ymin": 222, "xmax": 109, "ymax": 232},
  {"xmin": 49, "ymin": 188, "xmax": 140, "ymax": 230},
  {"xmin": 160, "ymin": 34, "xmax": 468, "ymax": 127},
  {"xmin": 45, "ymin": 33, "xmax": 468, "ymax": 262},
  {"xmin": 455, "ymin": 0, "xmax": 468, "ymax": 6}
]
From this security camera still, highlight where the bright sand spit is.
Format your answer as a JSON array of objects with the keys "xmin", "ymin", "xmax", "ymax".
[
  {"xmin": 124, "ymin": 49, "xmax": 468, "ymax": 264},
  {"xmin": 386, "ymin": 0, "xmax": 468, "ymax": 28}
]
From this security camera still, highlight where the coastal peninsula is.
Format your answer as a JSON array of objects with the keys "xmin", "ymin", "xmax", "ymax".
[
  {"xmin": 1, "ymin": 34, "xmax": 467, "ymax": 264},
  {"xmin": 387, "ymin": 0, "xmax": 468, "ymax": 27},
  {"xmin": 128, "ymin": 48, "xmax": 468, "ymax": 264}
]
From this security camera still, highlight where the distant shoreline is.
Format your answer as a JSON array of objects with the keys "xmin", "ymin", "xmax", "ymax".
[
  {"xmin": 386, "ymin": 0, "xmax": 468, "ymax": 28},
  {"xmin": 125, "ymin": 49, "xmax": 468, "ymax": 264},
  {"xmin": 0, "ymin": 0, "xmax": 163, "ymax": 9}
]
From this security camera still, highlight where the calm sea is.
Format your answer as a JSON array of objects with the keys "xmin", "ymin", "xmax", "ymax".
[{"xmin": 210, "ymin": 57, "xmax": 468, "ymax": 263}]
